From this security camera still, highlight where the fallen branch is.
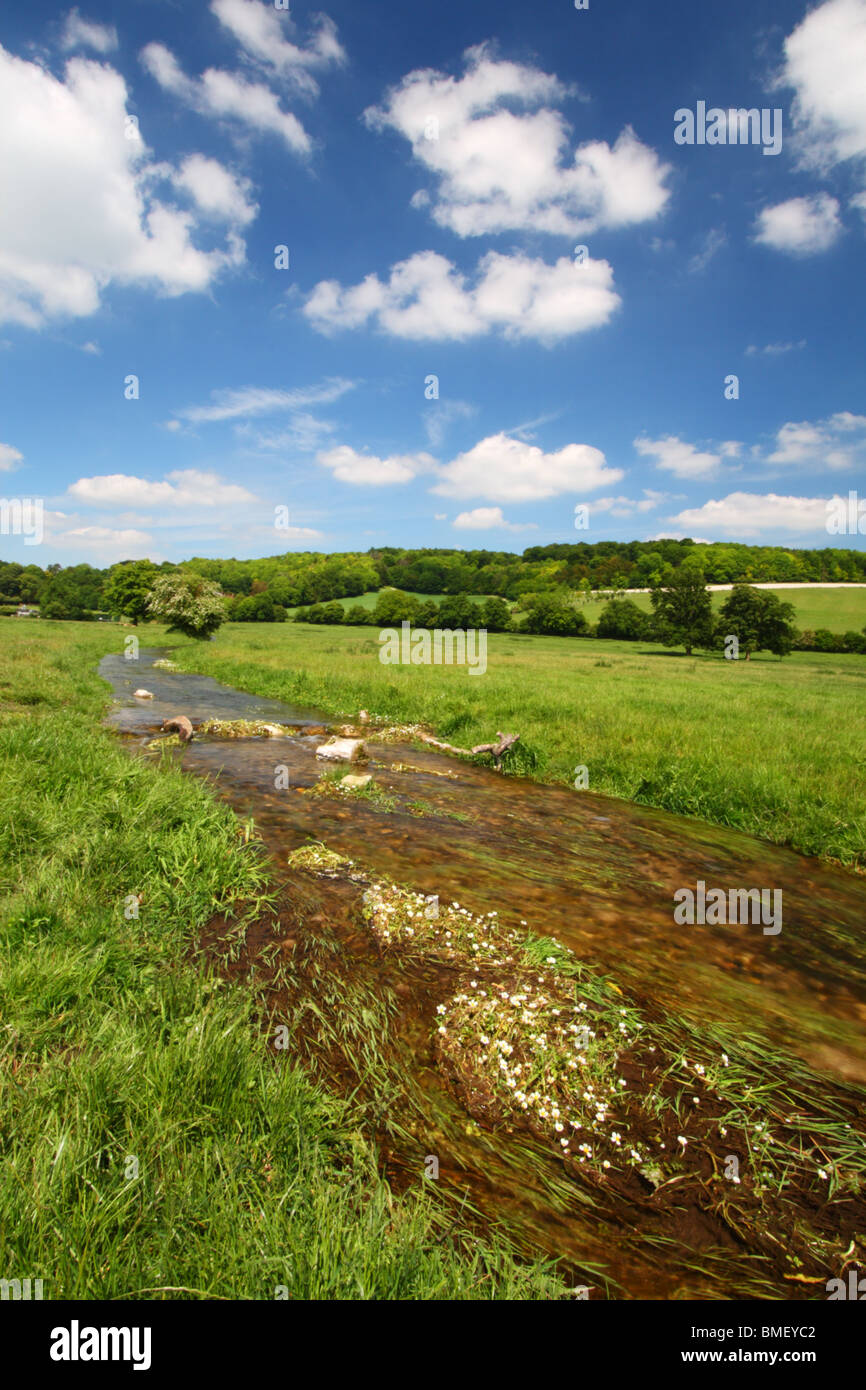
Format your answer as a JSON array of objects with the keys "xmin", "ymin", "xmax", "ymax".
[{"xmin": 415, "ymin": 729, "xmax": 520, "ymax": 770}]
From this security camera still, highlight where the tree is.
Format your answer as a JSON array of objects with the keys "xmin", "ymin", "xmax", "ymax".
[
  {"xmin": 104, "ymin": 560, "xmax": 158, "ymax": 625},
  {"xmin": 650, "ymin": 564, "xmax": 714, "ymax": 654},
  {"xmin": 146, "ymin": 573, "xmax": 225, "ymax": 639},
  {"xmin": 597, "ymin": 599, "xmax": 652, "ymax": 641},
  {"xmin": 717, "ymin": 586, "xmax": 797, "ymax": 659},
  {"xmin": 522, "ymin": 595, "xmax": 588, "ymax": 636},
  {"xmin": 482, "ymin": 597, "xmax": 511, "ymax": 632}
]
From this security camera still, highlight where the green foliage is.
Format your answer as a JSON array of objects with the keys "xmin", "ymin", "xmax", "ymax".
[
  {"xmin": 718, "ymin": 585, "xmax": 797, "ymax": 658},
  {"xmin": 522, "ymin": 595, "xmax": 588, "ymax": 636},
  {"xmin": 103, "ymin": 559, "xmax": 159, "ymax": 624},
  {"xmin": 596, "ymin": 599, "xmax": 653, "ymax": 641},
  {"xmin": 650, "ymin": 565, "xmax": 714, "ymax": 654},
  {"xmin": 146, "ymin": 573, "xmax": 225, "ymax": 640}
]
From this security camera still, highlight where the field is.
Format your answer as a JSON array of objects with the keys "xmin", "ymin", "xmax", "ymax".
[
  {"xmin": 170, "ymin": 621, "xmax": 866, "ymax": 869},
  {"xmin": 312, "ymin": 584, "xmax": 866, "ymax": 633},
  {"xmin": 578, "ymin": 586, "xmax": 866, "ymax": 631},
  {"xmin": 0, "ymin": 621, "xmax": 562, "ymax": 1299}
]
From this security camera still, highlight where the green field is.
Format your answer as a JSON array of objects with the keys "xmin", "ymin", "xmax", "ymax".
[
  {"xmin": 0, "ymin": 621, "xmax": 562, "ymax": 1299},
  {"xmin": 298, "ymin": 584, "xmax": 866, "ymax": 634},
  {"xmin": 579, "ymin": 586, "xmax": 866, "ymax": 631},
  {"xmin": 169, "ymin": 620, "xmax": 866, "ymax": 869}
]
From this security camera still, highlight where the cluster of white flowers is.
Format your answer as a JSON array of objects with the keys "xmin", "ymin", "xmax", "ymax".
[
  {"xmin": 437, "ymin": 975, "xmax": 649, "ymax": 1174},
  {"xmin": 362, "ymin": 885, "xmax": 519, "ymax": 967}
]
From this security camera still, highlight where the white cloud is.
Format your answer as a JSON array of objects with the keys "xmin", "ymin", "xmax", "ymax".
[
  {"xmin": 634, "ymin": 435, "xmax": 721, "ymax": 479},
  {"xmin": 688, "ymin": 227, "xmax": 726, "ymax": 273},
  {"xmin": 433, "ymin": 433, "xmax": 621, "ymax": 502},
  {"xmin": 745, "ymin": 339, "xmax": 807, "ymax": 356},
  {"xmin": 210, "ymin": 0, "xmax": 344, "ymax": 92},
  {"xmin": 60, "ymin": 9, "xmax": 118, "ymax": 54},
  {"xmin": 317, "ymin": 445, "xmax": 436, "ymax": 487},
  {"xmin": 304, "ymin": 249, "xmax": 620, "ymax": 343},
  {"xmin": 0, "ymin": 46, "xmax": 251, "ymax": 327},
  {"xmin": 669, "ymin": 492, "xmax": 833, "ymax": 537},
  {"xmin": 452, "ymin": 507, "xmax": 537, "ymax": 531},
  {"xmin": 423, "ymin": 399, "xmax": 476, "ymax": 447},
  {"xmin": 140, "ymin": 43, "xmax": 312, "ymax": 155},
  {"xmin": 589, "ymin": 491, "xmax": 667, "ymax": 517},
  {"xmin": 239, "ymin": 413, "xmax": 336, "ymax": 453},
  {"xmin": 767, "ymin": 412, "xmax": 866, "ymax": 469},
  {"xmin": 68, "ymin": 469, "xmax": 257, "ymax": 509},
  {"xmin": 364, "ymin": 43, "xmax": 671, "ymax": 237},
  {"xmin": 780, "ymin": 0, "xmax": 866, "ymax": 172},
  {"xmin": 172, "ymin": 155, "xmax": 257, "ymax": 224},
  {"xmin": 752, "ymin": 194, "xmax": 842, "ymax": 254},
  {"xmin": 174, "ymin": 378, "xmax": 355, "ymax": 424},
  {"xmin": 0, "ymin": 442, "xmax": 23, "ymax": 471},
  {"xmin": 56, "ymin": 524, "xmax": 154, "ymax": 552}
]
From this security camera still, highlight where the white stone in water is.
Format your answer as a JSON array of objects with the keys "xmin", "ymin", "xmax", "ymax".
[
  {"xmin": 258, "ymin": 724, "xmax": 286, "ymax": 737},
  {"xmin": 341, "ymin": 774, "xmax": 372, "ymax": 789},
  {"xmin": 133, "ymin": 689, "xmax": 154, "ymax": 699},
  {"xmin": 316, "ymin": 737, "xmax": 365, "ymax": 762}
]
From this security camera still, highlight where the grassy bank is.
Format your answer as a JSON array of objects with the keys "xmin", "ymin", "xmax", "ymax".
[
  {"xmin": 0, "ymin": 622, "xmax": 563, "ymax": 1299},
  {"xmin": 168, "ymin": 621, "xmax": 866, "ymax": 869}
]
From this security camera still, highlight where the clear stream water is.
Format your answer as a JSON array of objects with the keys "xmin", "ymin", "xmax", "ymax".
[{"xmin": 100, "ymin": 649, "xmax": 866, "ymax": 1297}]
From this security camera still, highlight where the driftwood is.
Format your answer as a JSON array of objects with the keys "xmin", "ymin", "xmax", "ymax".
[{"xmin": 416, "ymin": 729, "xmax": 520, "ymax": 770}]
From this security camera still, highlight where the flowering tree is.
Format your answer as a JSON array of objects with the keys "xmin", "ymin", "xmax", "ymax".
[{"xmin": 146, "ymin": 573, "xmax": 225, "ymax": 639}]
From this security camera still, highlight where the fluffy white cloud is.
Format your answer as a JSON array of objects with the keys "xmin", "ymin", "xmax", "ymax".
[
  {"xmin": 317, "ymin": 445, "xmax": 436, "ymax": 487},
  {"xmin": 433, "ymin": 433, "xmax": 621, "ymax": 502},
  {"xmin": 452, "ymin": 507, "xmax": 537, "ymax": 530},
  {"xmin": 780, "ymin": 0, "xmax": 866, "ymax": 171},
  {"xmin": 60, "ymin": 9, "xmax": 118, "ymax": 54},
  {"xmin": 670, "ymin": 492, "xmax": 833, "ymax": 537},
  {"xmin": 589, "ymin": 491, "xmax": 666, "ymax": 517},
  {"xmin": 768, "ymin": 412, "xmax": 866, "ymax": 469},
  {"xmin": 0, "ymin": 46, "xmax": 251, "ymax": 327},
  {"xmin": 171, "ymin": 155, "xmax": 257, "ymax": 224},
  {"xmin": 364, "ymin": 44, "xmax": 671, "ymax": 237},
  {"xmin": 304, "ymin": 249, "xmax": 620, "ymax": 343},
  {"xmin": 140, "ymin": 43, "xmax": 312, "ymax": 155},
  {"xmin": 752, "ymin": 194, "xmax": 842, "ymax": 254},
  {"xmin": 633, "ymin": 436, "xmax": 721, "ymax": 479},
  {"xmin": 0, "ymin": 442, "xmax": 23, "ymax": 471},
  {"xmin": 68, "ymin": 469, "xmax": 257, "ymax": 509},
  {"xmin": 210, "ymin": 0, "xmax": 344, "ymax": 92}
]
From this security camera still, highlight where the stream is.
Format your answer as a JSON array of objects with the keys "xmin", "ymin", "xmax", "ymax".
[{"xmin": 100, "ymin": 649, "xmax": 866, "ymax": 1299}]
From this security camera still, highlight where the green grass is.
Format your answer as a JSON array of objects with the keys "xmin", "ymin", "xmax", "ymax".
[
  {"xmin": 286, "ymin": 584, "xmax": 866, "ymax": 633},
  {"xmin": 0, "ymin": 622, "xmax": 565, "ymax": 1299},
  {"xmin": 166, "ymin": 621, "xmax": 866, "ymax": 869},
  {"xmin": 576, "ymin": 586, "xmax": 866, "ymax": 630}
]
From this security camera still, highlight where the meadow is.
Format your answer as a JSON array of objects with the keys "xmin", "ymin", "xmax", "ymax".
[
  {"xmin": 0, "ymin": 621, "xmax": 563, "ymax": 1299},
  {"xmin": 318, "ymin": 584, "xmax": 866, "ymax": 633},
  {"xmin": 171, "ymin": 621, "xmax": 866, "ymax": 870}
]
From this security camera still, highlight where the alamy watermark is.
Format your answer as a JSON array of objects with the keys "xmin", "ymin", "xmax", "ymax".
[
  {"xmin": 826, "ymin": 491, "xmax": 866, "ymax": 535},
  {"xmin": 673, "ymin": 880, "xmax": 782, "ymax": 935},
  {"xmin": 379, "ymin": 620, "xmax": 487, "ymax": 676},
  {"xmin": 674, "ymin": 103, "xmax": 782, "ymax": 156},
  {"xmin": 0, "ymin": 497, "xmax": 43, "ymax": 545}
]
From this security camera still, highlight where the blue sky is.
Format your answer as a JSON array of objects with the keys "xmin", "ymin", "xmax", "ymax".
[{"xmin": 0, "ymin": 0, "xmax": 864, "ymax": 565}]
